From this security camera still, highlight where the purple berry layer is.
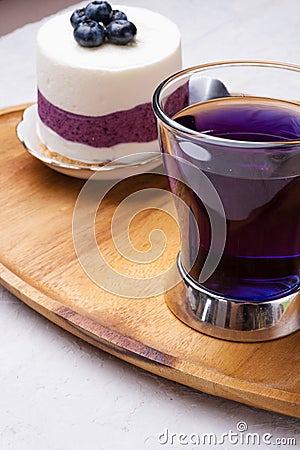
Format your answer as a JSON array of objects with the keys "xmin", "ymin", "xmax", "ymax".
[
  {"xmin": 164, "ymin": 83, "xmax": 189, "ymax": 118},
  {"xmin": 38, "ymin": 90, "xmax": 157, "ymax": 148},
  {"xmin": 38, "ymin": 83, "xmax": 189, "ymax": 149}
]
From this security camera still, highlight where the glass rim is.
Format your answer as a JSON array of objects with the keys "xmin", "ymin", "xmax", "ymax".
[{"xmin": 152, "ymin": 60, "xmax": 300, "ymax": 149}]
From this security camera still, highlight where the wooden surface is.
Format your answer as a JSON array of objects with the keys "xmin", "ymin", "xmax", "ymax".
[{"xmin": 1, "ymin": 105, "xmax": 300, "ymax": 418}]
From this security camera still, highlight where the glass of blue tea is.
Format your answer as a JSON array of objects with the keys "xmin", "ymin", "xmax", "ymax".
[{"xmin": 153, "ymin": 61, "xmax": 300, "ymax": 341}]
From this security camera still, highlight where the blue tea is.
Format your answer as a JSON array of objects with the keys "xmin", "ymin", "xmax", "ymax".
[{"xmin": 171, "ymin": 96, "xmax": 300, "ymax": 300}]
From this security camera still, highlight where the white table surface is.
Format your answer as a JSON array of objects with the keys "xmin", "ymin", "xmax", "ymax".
[{"xmin": 1, "ymin": 1, "xmax": 300, "ymax": 449}]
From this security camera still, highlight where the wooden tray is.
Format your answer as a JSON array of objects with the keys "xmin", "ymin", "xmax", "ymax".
[{"xmin": 1, "ymin": 104, "xmax": 299, "ymax": 418}]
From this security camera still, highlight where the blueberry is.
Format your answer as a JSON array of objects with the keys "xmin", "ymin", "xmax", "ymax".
[
  {"xmin": 85, "ymin": 1, "xmax": 112, "ymax": 25},
  {"xmin": 70, "ymin": 8, "xmax": 86, "ymax": 28},
  {"xmin": 110, "ymin": 10, "xmax": 127, "ymax": 22},
  {"xmin": 73, "ymin": 20, "xmax": 105, "ymax": 47},
  {"xmin": 106, "ymin": 20, "xmax": 137, "ymax": 45}
]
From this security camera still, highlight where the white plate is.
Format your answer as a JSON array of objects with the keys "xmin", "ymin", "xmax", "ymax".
[{"xmin": 16, "ymin": 104, "xmax": 163, "ymax": 180}]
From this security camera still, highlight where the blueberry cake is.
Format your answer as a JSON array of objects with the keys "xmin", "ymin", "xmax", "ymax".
[{"xmin": 36, "ymin": 2, "xmax": 182, "ymax": 164}]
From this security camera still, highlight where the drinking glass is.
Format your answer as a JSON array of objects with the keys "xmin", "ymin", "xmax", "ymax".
[{"xmin": 152, "ymin": 61, "xmax": 300, "ymax": 341}]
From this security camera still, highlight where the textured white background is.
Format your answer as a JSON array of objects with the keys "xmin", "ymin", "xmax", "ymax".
[{"xmin": 1, "ymin": 1, "xmax": 300, "ymax": 449}]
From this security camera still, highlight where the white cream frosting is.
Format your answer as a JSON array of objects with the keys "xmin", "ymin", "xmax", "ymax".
[
  {"xmin": 37, "ymin": 118, "xmax": 160, "ymax": 163},
  {"xmin": 36, "ymin": 5, "xmax": 182, "ymax": 116}
]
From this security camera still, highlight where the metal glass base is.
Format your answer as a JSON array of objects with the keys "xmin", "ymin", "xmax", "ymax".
[{"xmin": 165, "ymin": 254, "xmax": 300, "ymax": 342}]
